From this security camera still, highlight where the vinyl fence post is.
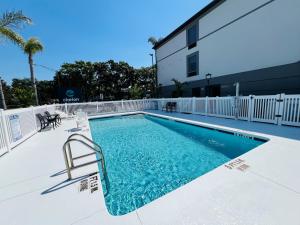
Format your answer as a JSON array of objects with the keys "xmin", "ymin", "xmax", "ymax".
[
  {"xmin": 179, "ymin": 97, "xmax": 182, "ymax": 113},
  {"xmin": 205, "ymin": 96, "xmax": 208, "ymax": 116},
  {"xmin": 31, "ymin": 106, "xmax": 38, "ymax": 131},
  {"xmin": 161, "ymin": 98, "xmax": 165, "ymax": 111},
  {"xmin": 248, "ymin": 95, "xmax": 254, "ymax": 122},
  {"xmin": 276, "ymin": 93, "xmax": 285, "ymax": 125},
  {"xmin": 0, "ymin": 109, "xmax": 11, "ymax": 153},
  {"xmin": 234, "ymin": 96, "xmax": 239, "ymax": 120},
  {"xmin": 192, "ymin": 97, "xmax": 196, "ymax": 114},
  {"xmin": 143, "ymin": 99, "xmax": 146, "ymax": 110},
  {"xmin": 216, "ymin": 96, "xmax": 219, "ymax": 116},
  {"xmin": 64, "ymin": 103, "xmax": 68, "ymax": 115}
]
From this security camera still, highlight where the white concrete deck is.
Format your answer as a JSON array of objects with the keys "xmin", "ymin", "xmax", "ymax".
[{"xmin": 0, "ymin": 111, "xmax": 299, "ymax": 225}]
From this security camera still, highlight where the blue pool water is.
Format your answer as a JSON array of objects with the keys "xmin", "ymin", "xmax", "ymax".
[{"xmin": 89, "ymin": 114, "xmax": 264, "ymax": 216}]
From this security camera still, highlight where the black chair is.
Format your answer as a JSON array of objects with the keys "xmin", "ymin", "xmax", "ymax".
[
  {"xmin": 36, "ymin": 113, "xmax": 56, "ymax": 131},
  {"xmin": 166, "ymin": 102, "xmax": 177, "ymax": 112},
  {"xmin": 44, "ymin": 111, "xmax": 61, "ymax": 126}
]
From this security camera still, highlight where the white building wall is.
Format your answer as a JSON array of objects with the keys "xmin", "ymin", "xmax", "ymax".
[
  {"xmin": 156, "ymin": 0, "xmax": 300, "ymax": 86},
  {"xmin": 156, "ymin": 30, "xmax": 186, "ymax": 61}
]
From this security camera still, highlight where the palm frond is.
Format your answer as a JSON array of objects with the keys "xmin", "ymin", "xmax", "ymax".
[
  {"xmin": 148, "ymin": 36, "xmax": 164, "ymax": 47},
  {"xmin": 148, "ymin": 37, "xmax": 158, "ymax": 46},
  {"xmin": 23, "ymin": 37, "xmax": 43, "ymax": 55},
  {"xmin": 0, "ymin": 10, "xmax": 32, "ymax": 29},
  {"xmin": 0, "ymin": 26, "xmax": 24, "ymax": 47}
]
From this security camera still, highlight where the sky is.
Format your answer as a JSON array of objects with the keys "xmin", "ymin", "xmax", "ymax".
[{"xmin": 0, "ymin": 0, "xmax": 211, "ymax": 83}]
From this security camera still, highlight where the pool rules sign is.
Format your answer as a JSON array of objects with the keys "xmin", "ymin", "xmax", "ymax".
[
  {"xmin": 78, "ymin": 174, "xmax": 99, "ymax": 194},
  {"xmin": 9, "ymin": 115, "xmax": 22, "ymax": 142}
]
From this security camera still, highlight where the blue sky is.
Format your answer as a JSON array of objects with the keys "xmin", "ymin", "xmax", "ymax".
[{"xmin": 0, "ymin": 0, "xmax": 211, "ymax": 83}]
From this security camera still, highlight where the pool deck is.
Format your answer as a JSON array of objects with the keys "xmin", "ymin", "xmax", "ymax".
[{"xmin": 0, "ymin": 110, "xmax": 299, "ymax": 225}]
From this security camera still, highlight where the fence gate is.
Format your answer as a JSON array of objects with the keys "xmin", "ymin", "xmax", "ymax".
[
  {"xmin": 281, "ymin": 95, "xmax": 300, "ymax": 126},
  {"xmin": 250, "ymin": 95, "xmax": 279, "ymax": 124},
  {"xmin": 248, "ymin": 94, "xmax": 300, "ymax": 126}
]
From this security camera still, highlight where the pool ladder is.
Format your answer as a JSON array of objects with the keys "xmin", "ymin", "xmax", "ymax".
[{"xmin": 62, "ymin": 133, "xmax": 109, "ymax": 195}]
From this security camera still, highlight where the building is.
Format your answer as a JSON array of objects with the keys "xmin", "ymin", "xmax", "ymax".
[{"xmin": 153, "ymin": 0, "xmax": 300, "ymax": 97}]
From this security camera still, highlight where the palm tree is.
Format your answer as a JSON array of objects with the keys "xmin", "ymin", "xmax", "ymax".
[
  {"xmin": 23, "ymin": 38, "xmax": 43, "ymax": 105},
  {"xmin": 0, "ymin": 11, "xmax": 31, "ymax": 109},
  {"xmin": 147, "ymin": 36, "xmax": 163, "ymax": 47},
  {"xmin": 171, "ymin": 78, "xmax": 186, "ymax": 98},
  {"xmin": 0, "ymin": 10, "xmax": 31, "ymax": 47}
]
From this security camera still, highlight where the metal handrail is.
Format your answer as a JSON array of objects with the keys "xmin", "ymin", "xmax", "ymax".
[
  {"xmin": 62, "ymin": 134, "xmax": 109, "ymax": 195},
  {"xmin": 66, "ymin": 133, "xmax": 105, "ymax": 166}
]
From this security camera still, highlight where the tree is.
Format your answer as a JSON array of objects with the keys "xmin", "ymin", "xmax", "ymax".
[
  {"xmin": 53, "ymin": 60, "xmax": 156, "ymax": 102},
  {"xmin": 37, "ymin": 80, "xmax": 56, "ymax": 104},
  {"xmin": 10, "ymin": 78, "xmax": 35, "ymax": 108},
  {"xmin": 23, "ymin": 37, "xmax": 44, "ymax": 105},
  {"xmin": 54, "ymin": 61, "xmax": 96, "ymax": 102},
  {"xmin": 135, "ymin": 66, "xmax": 156, "ymax": 98},
  {"xmin": 171, "ymin": 78, "xmax": 186, "ymax": 98},
  {"xmin": 129, "ymin": 84, "xmax": 143, "ymax": 99},
  {"xmin": 0, "ymin": 10, "xmax": 31, "ymax": 47}
]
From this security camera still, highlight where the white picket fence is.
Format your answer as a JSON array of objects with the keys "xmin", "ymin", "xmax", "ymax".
[
  {"xmin": 0, "ymin": 100, "xmax": 157, "ymax": 156},
  {"xmin": 0, "ymin": 95, "xmax": 299, "ymax": 157},
  {"xmin": 0, "ymin": 105, "xmax": 57, "ymax": 156},
  {"xmin": 156, "ymin": 94, "xmax": 300, "ymax": 126}
]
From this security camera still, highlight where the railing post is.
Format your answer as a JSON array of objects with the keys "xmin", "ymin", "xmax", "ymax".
[
  {"xmin": 31, "ymin": 106, "xmax": 38, "ymax": 131},
  {"xmin": 216, "ymin": 96, "xmax": 219, "ymax": 116},
  {"xmin": 234, "ymin": 96, "xmax": 239, "ymax": 120},
  {"xmin": 192, "ymin": 97, "xmax": 196, "ymax": 114},
  {"xmin": 143, "ymin": 99, "xmax": 146, "ymax": 110},
  {"xmin": 276, "ymin": 93, "xmax": 284, "ymax": 125},
  {"xmin": 67, "ymin": 142, "xmax": 74, "ymax": 168},
  {"xmin": 161, "ymin": 98, "xmax": 165, "ymax": 111},
  {"xmin": 0, "ymin": 109, "xmax": 11, "ymax": 153},
  {"xmin": 64, "ymin": 103, "xmax": 68, "ymax": 115},
  {"xmin": 121, "ymin": 100, "xmax": 124, "ymax": 112},
  {"xmin": 205, "ymin": 96, "xmax": 208, "ymax": 116},
  {"xmin": 248, "ymin": 95, "xmax": 253, "ymax": 121},
  {"xmin": 63, "ymin": 144, "xmax": 72, "ymax": 180},
  {"xmin": 179, "ymin": 97, "xmax": 182, "ymax": 113}
]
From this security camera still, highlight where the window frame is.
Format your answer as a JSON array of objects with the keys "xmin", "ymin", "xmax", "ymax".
[
  {"xmin": 186, "ymin": 21, "xmax": 199, "ymax": 49},
  {"xmin": 186, "ymin": 51, "xmax": 199, "ymax": 77}
]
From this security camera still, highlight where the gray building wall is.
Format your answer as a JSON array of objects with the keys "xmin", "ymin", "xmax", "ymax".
[{"xmin": 160, "ymin": 61, "xmax": 300, "ymax": 97}]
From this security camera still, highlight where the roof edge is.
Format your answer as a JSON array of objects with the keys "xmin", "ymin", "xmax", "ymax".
[{"xmin": 153, "ymin": 0, "xmax": 224, "ymax": 50}]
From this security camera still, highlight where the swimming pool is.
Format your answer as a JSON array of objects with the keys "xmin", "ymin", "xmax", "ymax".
[{"xmin": 89, "ymin": 114, "xmax": 265, "ymax": 216}]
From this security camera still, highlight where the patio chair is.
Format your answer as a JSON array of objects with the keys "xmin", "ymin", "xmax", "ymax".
[
  {"xmin": 44, "ymin": 111, "xmax": 61, "ymax": 125},
  {"xmin": 75, "ymin": 110, "xmax": 88, "ymax": 129},
  {"xmin": 162, "ymin": 102, "xmax": 171, "ymax": 112},
  {"xmin": 36, "ymin": 113, "xmax": 56, "ymax": 131},
  {"xmin": 166, "ymin": 102, "xmax": 177, "ymax": 112}
]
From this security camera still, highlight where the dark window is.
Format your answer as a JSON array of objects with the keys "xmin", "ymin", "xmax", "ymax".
[
  {"xmin": 192, "ymin": 87, "xmax": 201, "ymax": 97},
  {"xmin": 205, "ymin": 84, "xmax": 221, "ymax": 97},
  {"xmin": 187, "ymin": 22, "xmax": 198, "ymax": 49},
  {"xmin": 187, "ymin": 52, "xmax": 199, "ymax": 77}
]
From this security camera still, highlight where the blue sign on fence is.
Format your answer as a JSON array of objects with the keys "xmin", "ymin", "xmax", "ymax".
[{"xmin": 58, "ymin": 88, "xmax": 82, "ymax": 103}]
